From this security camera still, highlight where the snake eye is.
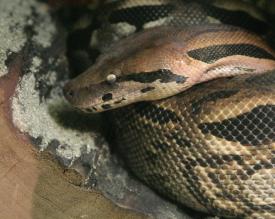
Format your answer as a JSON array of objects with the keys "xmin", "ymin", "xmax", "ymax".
[{"xmin": 106, "ymin": 74, "xmax": 117, "ymax": 84}]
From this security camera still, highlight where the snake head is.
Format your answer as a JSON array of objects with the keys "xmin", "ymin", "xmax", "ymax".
[
  {"xmin": 63, "ymin": 27, "xmax": 191, "ymax": 113},
  {"xmin": 63, "ymin": 51, "xmax": 188, "ymax": 113}
]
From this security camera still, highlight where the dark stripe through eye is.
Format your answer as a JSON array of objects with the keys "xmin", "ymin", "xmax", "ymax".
[
  {"xmin": 118, "ymin": 69, "xmax": 187, "ymax": 84},
  {"xmin": 187, "ymin": 44, "xmax": 275, "ymax": 64},
  {"xmin": 109, "ymin": 4, "xmax": 175, "ymax": 30}
]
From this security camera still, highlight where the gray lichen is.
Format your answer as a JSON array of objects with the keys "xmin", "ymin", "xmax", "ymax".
[
  {"xmin": 12, "ymin": 72, "xmax": 97, "ymax": 158},
  {"xmin": 32, "ymin": 4, "xmax": 57, "ymax": 48},
  {"xmin": 0, "ymin": 0, "xmax": 34, "ymax": 76}
]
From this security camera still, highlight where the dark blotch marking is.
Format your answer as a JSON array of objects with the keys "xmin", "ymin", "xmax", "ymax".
[
  {"xmin": 196, "ymin": 158, "xmax": 207, "ymax": 167},
  {"xmin": 199, "ymin": 105, "xmax": 275, "ymax": 146},
  {"xmin": 84, "ymin": 108, "xmax": 95, "ymax": 113},
  {"xmin": 134, "ymin": 102, "xmax": 181, "ymax": 125},
  {"xmin": 141, "ymin": 86, "xmax": 155, "ymax": 93},
  {"xmin": 246, "ymin": 70, "xmax": 275, "ymax": 86},
  {"xmin": 152, "ymin": 140, "xmax": 170, "ymax": 151},
  {"xmin": 192, "ymin": 90, "xmax": 239, "ymax": 115},
  {"xmin": 114, "ymin": 98, "xmax": 126, "ymax": 104},
  {"xmin": 165, "ymin": 132, "xmax": 192, "ymax": 148},
  {"xmin": 109, "ymin": 4, "xmax": 175, "ymax": 30},
  {"xmin": 102, "ymin": 93, "xmax": 113, "ymax": 102},
  {"xmin": 246, "ymin": 168, "xmax": 255, "ymax": 175},
  {"xmin": 253, "ymin": 164, "xmax": 262, "ymax": 171},
  {"xmin": 143, "ymin": 149, "xmax": 159, "ymax": 166},
  {"xmin": 101, "ymin": 104, "xmax": 112, "ymax": 110},
  {"xmin": 260, "ymin": 161, "xmax": 273, "ymax": 169},
  {"xmin": 242, "ymin": 202, "xmax": 275, "ymax": 212},
  {"xmin": 201, "ymin": 2, "xmax": 268, "ymax": 34},
  {"xmin": 186, "ymin": 158, "xmax": 197, "ymax": 167},
  {"xmin": 187, "ymin": 44, "xmax": 275, "ymax": 64},
  {"xmin": 221, "ymin": 154, "xmax": 245, "ymax": 165},
  {"xmin": 208, "ymin": 172, "xmax": 220, "ymax": 184},
  {"xmin": 118, "ymin": 69, "xmax": 187, "ymax": 84}
]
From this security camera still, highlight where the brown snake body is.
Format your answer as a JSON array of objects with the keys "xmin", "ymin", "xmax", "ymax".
[{"xmin": 64, "ymin": 1, "xmax": 275, "ymax": 218}]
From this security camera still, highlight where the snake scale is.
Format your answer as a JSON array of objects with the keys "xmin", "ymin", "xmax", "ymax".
[{"xmin": 63, "ymin": 0, "xmax": 275, "ymax": 218}]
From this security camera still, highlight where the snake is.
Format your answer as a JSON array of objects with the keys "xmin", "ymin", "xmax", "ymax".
[{"xmin": 63, "ymin": 0, "xmax": 275, "ymax": 218}]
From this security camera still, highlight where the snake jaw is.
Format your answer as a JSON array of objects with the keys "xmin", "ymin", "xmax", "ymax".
[{"xmin": 64, "ymin": 76, "xmax": 190, "ymax": 113}]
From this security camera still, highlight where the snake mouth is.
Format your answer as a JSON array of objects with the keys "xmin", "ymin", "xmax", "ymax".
[
  {"xmin": 63, "ymin": 83, "xmax": 75, "ymax": 103},
  {"xmin": 63, "ymin": 79, "xmax": 138, "ymax": 113},
  {"xmin": 79, "ymin": 89, "xmax": 143, "ymax": 113}
]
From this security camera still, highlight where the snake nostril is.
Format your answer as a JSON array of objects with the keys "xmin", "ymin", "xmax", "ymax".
[
  {"xmin": 63, "ymin": 85, "xmax": 75, "ymax": 101},
  {"xmin": 67, "ymin": 90, "xmax": 74, "ymax": 98}
]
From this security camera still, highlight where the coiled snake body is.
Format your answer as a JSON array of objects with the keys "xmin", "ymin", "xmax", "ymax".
[{"xmin": 64, "ymin": 1, "xmax": 275, "ymax": 218}]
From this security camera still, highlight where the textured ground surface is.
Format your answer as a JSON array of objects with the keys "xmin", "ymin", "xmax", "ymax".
[{"xmin": 0, "ymin": 45, "xmax": 147, "ymax": 219}]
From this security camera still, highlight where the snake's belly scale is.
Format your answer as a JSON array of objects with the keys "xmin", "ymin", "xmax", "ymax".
[{"xmin": 63, "ymin": 0, "xmax": 275, "ymax": 218}]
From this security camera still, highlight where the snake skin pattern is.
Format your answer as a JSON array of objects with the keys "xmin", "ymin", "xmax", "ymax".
[
  {"xmin": 64, "ymin": 0, "xmax": 275, "ymax": 218},
  {"xmin": 112, "ymin": 72, "xmax": 275, "ymax": 219}
]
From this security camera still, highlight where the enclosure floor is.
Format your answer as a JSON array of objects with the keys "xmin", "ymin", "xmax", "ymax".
[{"xmin": 0, "ymin": 69, "xmax": 145, "ymax": 219}]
